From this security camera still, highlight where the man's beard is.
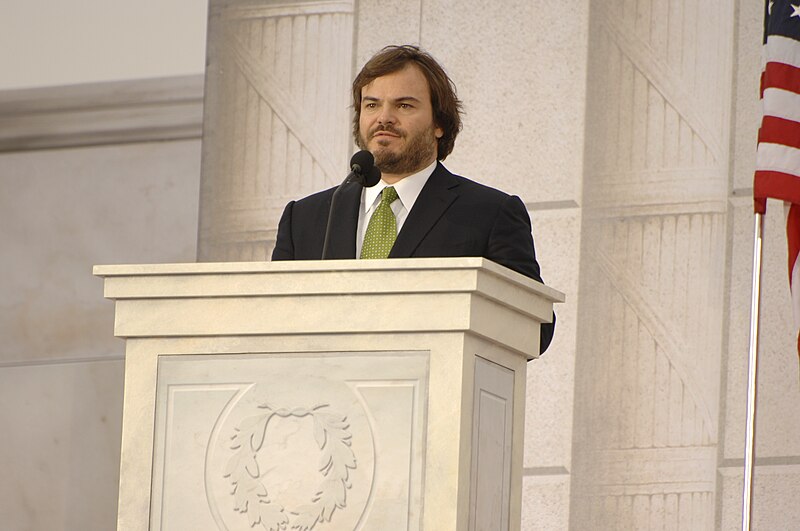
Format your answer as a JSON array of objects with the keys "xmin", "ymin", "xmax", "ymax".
[{"xmin": 358, "ymin": 124, "xmax": 438, "ymax": 176}]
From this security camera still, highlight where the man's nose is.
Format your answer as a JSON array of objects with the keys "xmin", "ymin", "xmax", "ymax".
[{"xmin": 378, "ymin": 107, "xmax": 396, "ymax": 125}]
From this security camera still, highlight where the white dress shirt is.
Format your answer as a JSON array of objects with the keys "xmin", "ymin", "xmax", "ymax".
[{"xmin": 356, "ymin": 160, "xmax": 437, "ymax": 257}]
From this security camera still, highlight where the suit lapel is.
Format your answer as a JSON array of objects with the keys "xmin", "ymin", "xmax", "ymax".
[
  {"xmin": 325, "ymin": 182, "xmax": 361, "ymax": 259},
  {"xmin": 390, "ymin": 163, "xmax": 459, "ymax": 258}
]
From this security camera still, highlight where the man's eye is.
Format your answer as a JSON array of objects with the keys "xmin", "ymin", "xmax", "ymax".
[{"xmin": 399, "ymin": 103, "xmax": 412, "ymax": 109}]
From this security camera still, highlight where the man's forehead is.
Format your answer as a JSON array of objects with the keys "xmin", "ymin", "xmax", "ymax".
[{"xmin": 361, "ymin": 64, "xmax": 431, "ymax": 96}]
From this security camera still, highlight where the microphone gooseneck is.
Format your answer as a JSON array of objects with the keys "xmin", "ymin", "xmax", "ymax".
[{"xmin": 321, "ymin": 151, "xmax": 382, "ymax": 259}]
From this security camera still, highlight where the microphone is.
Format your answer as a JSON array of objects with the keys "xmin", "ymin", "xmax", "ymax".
[
  {"xmin": 321, "ymin": 151, "xmax": 382, "ymax": 259},
  {"xmin": 345, "ymin": 150, "xmax": 381, "ymax": 187}
]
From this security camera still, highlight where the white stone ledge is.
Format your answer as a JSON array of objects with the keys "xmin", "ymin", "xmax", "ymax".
[
  {"xmin": 719, "ymin": 458, "xmax": 800, "ymax": 470},
  {"xmin": 0, "ymin": 75, "xmax": 204, "ymax": 152},
  {"xmin": 0, "ymin": 354, "xmax": 125, "ymax": 369}
]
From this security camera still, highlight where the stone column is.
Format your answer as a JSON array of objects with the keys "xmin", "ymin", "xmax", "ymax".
[
  {"xmin": 570, "ymin": 0, "xmax": 733, "ymax": 529},
  {"xmin": 198, "ymin": 0, "xmax": 355, "ymax": 261}
]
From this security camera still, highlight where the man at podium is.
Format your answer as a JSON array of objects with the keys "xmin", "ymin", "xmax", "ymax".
[{"xmin": 272, "ymin": 45, "xmax": 555, "ymax": 353}]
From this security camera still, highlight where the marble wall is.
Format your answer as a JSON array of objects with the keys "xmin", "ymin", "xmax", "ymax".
[
  {"xmin": 2, "ymin": 0, "xmax": 799, "ymax": 529},
  {"xmin": 0, "ymin": 78, "xmax": 203, "ymax": 531},
  {"xmin": 570, "ymin": 0, "xmax": 731, "ymax": 527}
]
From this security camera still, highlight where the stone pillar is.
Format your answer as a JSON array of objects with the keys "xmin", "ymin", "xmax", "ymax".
[
  {"xmin": 570, "ymin": 1, "xmax": 734, "ymax": 528},
  {"xmin": 198, "ymin": 0, "xmax": 355, "ymax": 261}
]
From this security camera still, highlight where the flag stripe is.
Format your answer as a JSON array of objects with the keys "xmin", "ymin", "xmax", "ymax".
[
  {"xmin": 763, "ymin": 87, "xmax": 800, "ymax": 122},
  {"xmin": 754, "ymin": 170, "xmax": 800, "ymax": 205},
  {"xmin": 761, "ymin": 61, "xmax": 800, "ymax": 95},
  {"xmin": 758, "ymin": 116, "xmax": 800, "ymax": 149},
  {"xmin": 764, "ymin": 34, "xmax": 800, "ymax": 69},
  {"xmin": 756, "ymin": 142, "xmax": 800, "ymax": 175}
]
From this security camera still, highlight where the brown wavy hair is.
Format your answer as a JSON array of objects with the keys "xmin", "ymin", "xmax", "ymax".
[{"xmin": 352, "ymin": 45, "xmax": 463, "ymax": 160}]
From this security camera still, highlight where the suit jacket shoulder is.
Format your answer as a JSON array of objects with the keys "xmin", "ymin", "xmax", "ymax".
[
  {"xmin": 271, "ymin": 183, "xmax": 361, "ymax": 260},
  {"xmin": 395, "ymin": 163, "xmax": 541, "ymax": 279}
]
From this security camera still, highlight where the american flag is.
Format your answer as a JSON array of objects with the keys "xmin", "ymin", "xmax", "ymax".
[{"xmin": 754, "ymin": 0, "xmax": 800, "ymax": 354}]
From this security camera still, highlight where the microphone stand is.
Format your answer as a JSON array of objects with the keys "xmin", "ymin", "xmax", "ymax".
[
  {"xmin": 321, "ymin": 174, "xmax": 357, "ymax": 260},
  {"xmin": 321, "ymin": 154, "xmax": 380, "ymax": 259}
]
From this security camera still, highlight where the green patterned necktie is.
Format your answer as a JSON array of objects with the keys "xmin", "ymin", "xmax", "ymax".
[{"xmin": 360, "ymin": 186, "xmax": 399, "ymax": 259}]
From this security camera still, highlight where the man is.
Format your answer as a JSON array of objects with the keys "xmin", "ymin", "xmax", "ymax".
[{"xmin": 272, "ymin": 45, "xmax": 555, "ymax": 353}]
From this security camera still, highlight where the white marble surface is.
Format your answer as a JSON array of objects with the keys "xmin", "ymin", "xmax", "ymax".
[
  {"xmin": 150, "ymin": 352, "xmax": 428, "ymax": 530},
  {"xmin": 355, "ymin": 0, "xmax": 422, "ymax": 67},
  {"xmin": 418, "ymin": 0, "xmax": 589, "ymax": 204},
  {"xmin": 98, "ymin": 260, "xmax": 556, "ymax": 531},
  {"xmin": 718, "ymin": 464, "xmax": 800, "ymax": 530},
  {"xmin": 0, "ymin": 134, "xmax": 201, "ymax": 531},
  {"xmin": 470, "ymin": 357, "xmax": 514, "ymax": 531},
  {"xmin": 724, "ymin": 198, "xmax": 800, "ymax": 459},
  {"xmin": 520, "ymin": 474, "xmax": 570, "ymax": 531},
  {"xmin": 524, "ymin": 207, "xmax": 580, "ymax": 471},
  {"xmin": 0, "ymin": 358, "xmax": 123, "ymax": 531},
  {"xmin": 0, "ymin": 139, "xmax": 201, "ymax": 364}
]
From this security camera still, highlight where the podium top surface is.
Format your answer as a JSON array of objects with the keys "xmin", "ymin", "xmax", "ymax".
[
  {"xmin": 94, "ymin": 257, "xmax": 564, "ymax": 303},
  {"xmin": 94, "ymin": 258, "xmax": 562, "ymax": 358}
]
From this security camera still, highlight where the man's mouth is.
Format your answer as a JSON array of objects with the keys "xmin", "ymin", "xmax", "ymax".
[{"xmin": 371, "ymin": 126, "xmax": 402, "ymax": 140}]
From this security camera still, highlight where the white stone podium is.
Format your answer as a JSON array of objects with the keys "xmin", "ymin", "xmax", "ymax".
[{"xmin": 94, "ymin": 257, "xmax": 562, "ymax": 531}]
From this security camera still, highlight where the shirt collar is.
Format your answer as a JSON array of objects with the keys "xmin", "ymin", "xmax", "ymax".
[{"xmin": 364, "ymin": 159, "xmax": 437, "ymax": 212}]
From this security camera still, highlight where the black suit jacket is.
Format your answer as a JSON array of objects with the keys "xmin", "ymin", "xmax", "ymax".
[{"xmin": 272, "ymin": 163, "xmax": 555, "ymax": 353}]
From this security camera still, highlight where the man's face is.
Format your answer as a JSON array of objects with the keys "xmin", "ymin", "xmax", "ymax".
[{"xmin": 358, "ymin": 64, "xmax": 444, "ymax": 179}]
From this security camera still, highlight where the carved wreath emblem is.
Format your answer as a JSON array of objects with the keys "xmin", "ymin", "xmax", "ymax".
[{"xmin": 223, "ymin": 403, "xmax": 357, "ymax": 531}]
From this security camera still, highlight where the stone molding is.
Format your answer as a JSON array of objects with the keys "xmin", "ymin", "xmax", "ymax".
[{"xmin": 0, "ymin": 75, "xmax": 205, "ymax": 152}]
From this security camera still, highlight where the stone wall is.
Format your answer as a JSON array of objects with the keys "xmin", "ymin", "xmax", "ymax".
[
  {"xmin": 0, "ymin": 77, "xmax": 203, "ymax": 530},
  {"xmin": 2, "ymin": 0, "xmax": 799, "ymax": 529}
]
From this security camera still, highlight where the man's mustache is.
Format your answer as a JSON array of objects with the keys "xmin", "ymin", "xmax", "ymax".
[{"xmin": 369, "ymin": 124, "xmax": 404, "ymax": 138}]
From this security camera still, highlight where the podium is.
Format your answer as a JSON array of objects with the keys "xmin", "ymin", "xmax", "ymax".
[{"xmin": 94, "ymin": 258, "xmax": 562, "ymax": 531}]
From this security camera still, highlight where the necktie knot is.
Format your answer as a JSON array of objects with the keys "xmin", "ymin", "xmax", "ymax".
[{"xmin": 381, "ymin": 186, "xmax": 398, "ymax": 205}]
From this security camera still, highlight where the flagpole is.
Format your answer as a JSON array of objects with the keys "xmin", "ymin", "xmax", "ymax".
[{"xmin": 742, "ymin": 212, "xmax": 764, "ymax": 531}]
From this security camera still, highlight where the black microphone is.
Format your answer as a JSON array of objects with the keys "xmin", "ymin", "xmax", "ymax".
[
  {"xmin": 348, "ymin": 150, "xmax": 373, "ymax": 183},
  {"xmin": 321, "ymin": 151, "xmax": 381, "ymax": 259}
]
